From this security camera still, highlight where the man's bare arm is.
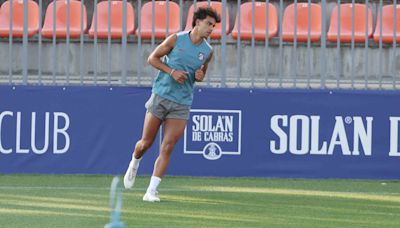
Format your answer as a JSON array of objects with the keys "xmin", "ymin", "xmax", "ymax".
[
  {"xmin": 147, "ymin": 34, "xmax": 176, "ymax": 74},
  {"xmin": 147, "ymin": 34, "xmax": 188, "ymax": 84}
]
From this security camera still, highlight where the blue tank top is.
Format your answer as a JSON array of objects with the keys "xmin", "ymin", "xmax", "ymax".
[{"xmin": 152, "ymin": 31, "xmax": 213, "ymax": 106}]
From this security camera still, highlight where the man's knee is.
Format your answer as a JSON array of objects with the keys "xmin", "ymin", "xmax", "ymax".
[
  {"xmin": 160, "ymin": 140, "xmax": 177, "ymax": 153},
  {"xmin": 138, "ymin": 139, "xmax": 153, "ymax": 152}
]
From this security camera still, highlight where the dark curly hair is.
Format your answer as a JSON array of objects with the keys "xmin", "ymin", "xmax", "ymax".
[{"xmin": 192, "ymin": 7, "xmax": 221, "ymax": 28}]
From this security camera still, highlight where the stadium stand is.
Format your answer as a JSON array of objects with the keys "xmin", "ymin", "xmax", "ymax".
[
  {"xmin": 0, "ymin": 1, "xmax": 398, "ymax": 44},
  {"xmin": 0, "ymin": 1, "xmax": 398, "ymax": 88},
  {"xmin": 231, "ymin": 2, "xmax": 278, "ymax": 41},
  {"xmin": 88, "ymin": 0, "xmax": 134, "ymax": 39},
  {"xmin": 0, "ymin": 0, "xmax": 40, "ymax": 38},
  {"xmin": 0, "ymin": 8, "xmax": 7, "ymax": 31},
  {"xmin": 42, "ymin": 0, "xmax": 87, "ymax": 38},
  {"xmin": 373, "ymin": 4, "xmax": 400, "ymax": 43},
  {"xmin": 327, "ymin": 3, "xmax": 373, "ymax": 43},
  {"xmin": 282, "ymin": 3, "xmax": 321, "ymax": 42},
  {"xmin": 184, "ymin": 1, "xmax": 230, "ymax": 39},
  {"xmin": 137, "ymin": 1, "xmax": 180, "ymax": 39}
]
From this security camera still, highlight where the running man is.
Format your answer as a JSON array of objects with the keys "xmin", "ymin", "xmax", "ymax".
[{"xmin": 124, "ymin": 7, "xmax": 220, "ymax": 202}]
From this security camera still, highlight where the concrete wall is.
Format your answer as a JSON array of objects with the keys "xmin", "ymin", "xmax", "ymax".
[{"xmin": 1, "ymin": 39, "xmax": 399, "ymax": 88}]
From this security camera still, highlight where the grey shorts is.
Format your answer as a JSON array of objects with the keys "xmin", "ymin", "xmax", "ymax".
[{"xmin": 145, "ymin": 93, "xmax": 191, "ymax": 121}]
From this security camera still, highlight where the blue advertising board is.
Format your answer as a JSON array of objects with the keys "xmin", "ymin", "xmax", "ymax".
[{"xmin": 1, "ymin": 86, "xmax": 399, "ymax": 179}]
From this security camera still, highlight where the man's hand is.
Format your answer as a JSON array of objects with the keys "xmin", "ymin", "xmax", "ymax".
[
  {"xmin": 195, "ymin": 65, "xmax": 205, "ymax": 82},
  {"xmin": 171, "ymin": 70, "xmax": 188, "ymax": 84}
]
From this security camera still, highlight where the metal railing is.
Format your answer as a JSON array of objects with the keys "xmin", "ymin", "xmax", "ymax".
[{"xmin": 0, "ymin": 0, "xmax": 398, "ymax": 89}]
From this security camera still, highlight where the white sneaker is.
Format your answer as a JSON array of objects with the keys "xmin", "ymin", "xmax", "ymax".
[
  {"xmin": 143, "ymin": 191, "xmax": 160, "ymax": 202},
  {"xmin": 123, "ymin": 161, "xmax": 138, "ymax": 189}
]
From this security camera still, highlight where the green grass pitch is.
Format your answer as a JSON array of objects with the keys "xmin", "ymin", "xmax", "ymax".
[{"xmin": 0, "ymin": 175, "xmax": 399, "ymax": 227}]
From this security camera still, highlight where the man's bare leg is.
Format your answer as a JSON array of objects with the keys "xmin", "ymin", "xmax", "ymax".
[
  {"xmin": 124, "ymin": 112, "xmax": 162, "ymax": 189},
  {"xmin": 143, "ymin": 118, "xmax": 187, "ymax": 202},
  {"xmin": 153, "ymin": 118, "xmax": 187, "ymax": 177},
  {"xmin": 133, "ymin": 112, "xmax": 163, "ymax": 159}
]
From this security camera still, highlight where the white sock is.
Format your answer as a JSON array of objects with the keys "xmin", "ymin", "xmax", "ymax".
[
  {"xmin": 131, "ymin": 156, "xmax": 142, "ymax": 169},
  {"xmin": 146, "ymin": 176, "xmax": 161, "ymax": 194}
]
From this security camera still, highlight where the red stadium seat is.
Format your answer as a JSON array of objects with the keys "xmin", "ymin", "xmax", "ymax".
[
  {"xmin": 0, "ymin": 10, "xmax": 7, "ymax": 32},
  {"xmin": 42, "ymin": 0, "xmax": 87, "ymax": 38},
  {"xmin": 232, "ymin": 2, "xmax": 278, "ymax": 41},
  {"xmin": 282, "ymin": 3, "xmax": 321, "ymax": 42},
  {"xmin": 327, "ymin": 3, "xmax": 373, "ymax": 43},
  {"xmin": 373, "ymin": 5, "xmax": 400, "ymax": 43},
  {"xmin": 184, "ymin": 1, "xmax": 230, "ymax": 39},
  {"xmin": 137, "ymin": 1, "xmax": 181, "ymax": 39},
  {"xmin": 0, "ymin": 0, "xmax": 40, "ymax": 38},
  {"xmin": 88, "ymin": 1, "xmax": 134, "ymax": 39}
]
